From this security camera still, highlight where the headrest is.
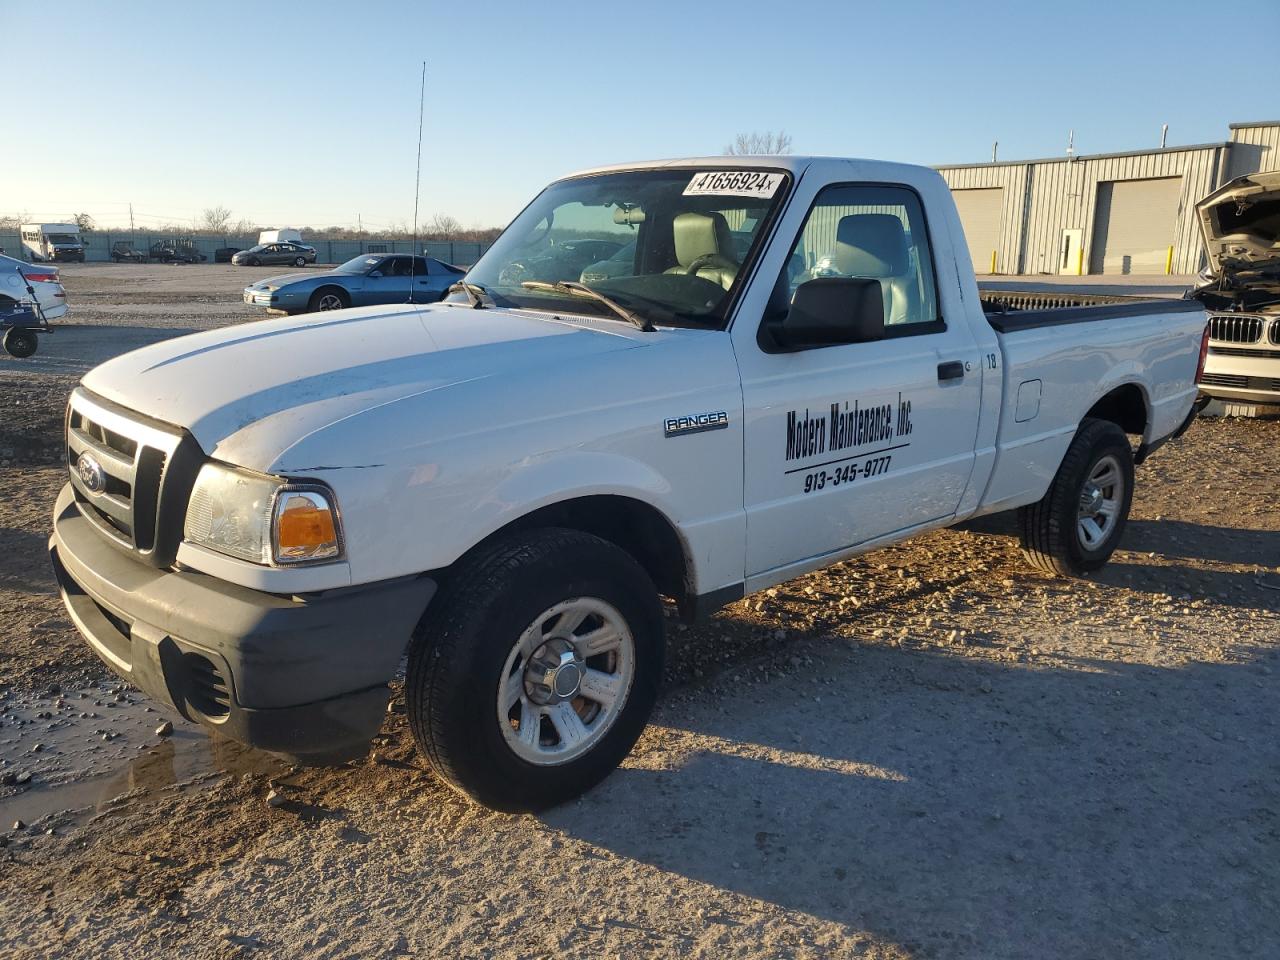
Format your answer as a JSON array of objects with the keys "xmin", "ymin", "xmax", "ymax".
[
  {"xmin": 673, "ymin": 212, "xmax": 734, "ymax": 267},
  {"xmin": 833, "ymin": 214, "xmax": 910, "ymax": 278}
]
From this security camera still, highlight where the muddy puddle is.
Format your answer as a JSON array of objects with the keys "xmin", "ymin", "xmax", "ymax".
[{"xmin": 0, "ymin": 681, "xmax": 286, "ymax": 829}]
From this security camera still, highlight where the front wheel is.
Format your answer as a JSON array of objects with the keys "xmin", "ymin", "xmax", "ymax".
[
  {"xmin": 1019, "ymin": 417, "xmax": 1134, "ymax": 576},
  {"xmin": 293, "ymin": 257, "xmax": 307, "ymax": 267},
  {"xmin": 406, "ymin": 529, "xmax": 664, "ymax": 811},
  {"xmin": 308, "ymin": 288, "xmax": 349, "ymax": 312}
]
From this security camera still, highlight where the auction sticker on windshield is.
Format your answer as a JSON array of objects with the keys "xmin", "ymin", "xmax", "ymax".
[{"xmin": 683, "ymin": 171, "xmax": 784, "ymax": 198}]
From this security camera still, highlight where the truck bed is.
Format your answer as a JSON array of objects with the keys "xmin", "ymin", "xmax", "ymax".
[{"xmin": 981, "ymin": 293, "xmax": 1205, "ymax": 333}]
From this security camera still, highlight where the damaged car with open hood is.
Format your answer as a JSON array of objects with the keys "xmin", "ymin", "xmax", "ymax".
[{"xmin": 1193, "ymin": 171, "xmax": 1280, "ymax": 408}]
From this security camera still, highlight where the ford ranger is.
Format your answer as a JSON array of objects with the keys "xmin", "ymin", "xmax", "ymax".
[{"xmin": 49, "ymin": 157, "xmax": 1209, "ymax": 811}]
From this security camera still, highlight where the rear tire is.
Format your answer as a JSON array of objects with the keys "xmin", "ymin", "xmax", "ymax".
[
  {"xmin": 405, "ymin": 529, "xmax": 664, "ymax": 812},
  {"xmin": 1019, "ymin": 417, "xmax": 1134, "ymax": 576},
  {"xmin": 3, "ymin": 327, "xmax": 38, "ymax": 359}
]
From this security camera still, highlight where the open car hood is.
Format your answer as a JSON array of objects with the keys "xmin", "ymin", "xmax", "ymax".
[{"xmin": 1194, "ymin": 171, "xmax": 1280, "ymax": 311}]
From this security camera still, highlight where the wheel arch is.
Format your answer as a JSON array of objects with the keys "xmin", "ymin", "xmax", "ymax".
[
  {"xmin": 1084, "ymin": 381, "xmax": 1149, "ymax": 438},
  {"xmin": 448, "ymin": 493, "xmax": 695, "ymax": 617}
]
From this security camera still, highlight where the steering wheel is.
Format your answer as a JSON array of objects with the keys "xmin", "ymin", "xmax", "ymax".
[
  {"xmin": 685, "ymin": 252, "xmax": 738, "ymax": 277},
  {"xmin": 498, "ymin": 261, "xmax": 529, "ymax": 285}
]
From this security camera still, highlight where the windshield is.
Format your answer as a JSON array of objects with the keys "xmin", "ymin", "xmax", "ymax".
[
  {"xmin": 335, "ymin": 255, "xmax": 381, "ymax": 274},
  {"xmin": 450, "ymin": 168, "xmax": 790, "ymax": 328},
  {"xmin": 48, "ymin": 234, "xmax": 79, "ymax": 245}
]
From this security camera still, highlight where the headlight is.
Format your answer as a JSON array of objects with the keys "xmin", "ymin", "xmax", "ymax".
[{"xmin": 184, "ymin": 463, "xmax": 343, "ymax": 565}]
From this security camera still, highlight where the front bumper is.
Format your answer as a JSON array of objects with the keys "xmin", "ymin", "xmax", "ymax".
[
  {"xmin": 243, "ymin": 288, "xmax": 276, "ymax": 306},
  {"xmin": 49, "ymin": 484, "xmax": 436, "ymax": 760}
]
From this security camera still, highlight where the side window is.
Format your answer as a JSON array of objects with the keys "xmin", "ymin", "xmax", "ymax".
[{"xmin": 784, "ymin": 184, "xmax": 940, "ymax": 329}]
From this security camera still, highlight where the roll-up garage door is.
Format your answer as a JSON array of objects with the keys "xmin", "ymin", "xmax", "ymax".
[
  {"xmin": 950, "ymin": 188, "xmax": 1003, "ymax": 274},
  {"xmin": 1089, "ymin": 177, "xmax": 1181, "ymax": 274}
]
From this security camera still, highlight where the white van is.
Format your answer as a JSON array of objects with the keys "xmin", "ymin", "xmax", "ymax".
[
  {"xmin": 20, "ymin": 223, "xmax": 85, "ymax": 263},
  {"xmin": 258, "ymin": 229, "xmax": 303, "ymax": 245}
]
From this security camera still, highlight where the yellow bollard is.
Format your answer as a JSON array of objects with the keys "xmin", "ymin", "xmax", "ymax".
[
  {"xmin": 989, "ymin": 250, "xmax": 997, "ymax": 274},
  {"xmin": 1165, "ymin": 245, "xmax": 1174, "ymax": 275},
  {"xmin": 1076, "ymin": 247, "xmax": 1084, "ymax": 276}
]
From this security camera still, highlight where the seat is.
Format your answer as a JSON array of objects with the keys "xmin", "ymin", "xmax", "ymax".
[
  {"xmin": 664, "ymin": 212, "xmax": 739, "ymax": 290},
  {"xmin": 825, "ymin": 214, "xmax": 919, "ymax": 325}
]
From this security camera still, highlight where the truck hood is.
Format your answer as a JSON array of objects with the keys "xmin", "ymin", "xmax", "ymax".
[
  {"xmin": 1194, "ymin": 171, "xmax": 1280, "ymax": 310},
  {"xmin": 80, "ymin": 303, "xmax": 650, "ymax": 469}
]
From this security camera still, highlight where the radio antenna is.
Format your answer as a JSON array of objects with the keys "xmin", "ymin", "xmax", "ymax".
[{"xmin": 408, "ymin": 60, "xmax": 426, "ymax": 304}]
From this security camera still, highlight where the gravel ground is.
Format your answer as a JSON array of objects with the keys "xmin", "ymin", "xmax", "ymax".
[{"xmin": 0, "ymin": 265, "xmax": 1277, "ymax": 959}]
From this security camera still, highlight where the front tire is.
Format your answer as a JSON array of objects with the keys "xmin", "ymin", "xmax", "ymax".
[
  {"xmin": 308, "ymin": 288, "xmax": 349, "ymax": 312},
  {"xmin": 1019, "ymin": 417, "xmax": 1134, "ymax": 576},
  {"xmin": 406, "ymin": 529, "xmax": 664, "ymax": 812},
  {"xmin": 293, "ymin": 257, "xmax": 307, "ymax": 267}
]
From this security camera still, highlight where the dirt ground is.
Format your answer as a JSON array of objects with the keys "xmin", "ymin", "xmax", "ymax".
[{"xmin": 1, "ymin": 265, "xmax": 1277, "ymax": 959}]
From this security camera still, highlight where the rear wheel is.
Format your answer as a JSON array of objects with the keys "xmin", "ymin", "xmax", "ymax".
[
  {"xmin": 405, "ymin": 529, "xmax": 664, "ymax": 811},
  {"xmin": 3, "ymin": 327, "xmax": 38, "ymax": 359},
  {"xmin": 1019, "ymin": 417, "xmax": 1134, "ymax": 576},
  {"xmin": 308, "ymin": 288, "xmax": 349, "ymax": 312}
]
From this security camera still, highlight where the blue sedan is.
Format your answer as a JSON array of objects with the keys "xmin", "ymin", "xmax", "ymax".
[{"xmin": 243, "ymin": 253, "xmax": 465, "ymax": 314}]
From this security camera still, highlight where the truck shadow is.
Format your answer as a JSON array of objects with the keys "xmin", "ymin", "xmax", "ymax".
[
  {"xmin": 544, "ymin": 636, "xmax": 1280, "ymax": 958},
  {"xmin": 0, "ymin": 527, "xmax": 56, "ymax": 594},
  {"xmin": 1122, "ymin": 519, "xmax": 1279, "ymax": 567}
]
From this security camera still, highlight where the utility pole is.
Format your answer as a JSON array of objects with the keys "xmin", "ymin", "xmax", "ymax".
[{"xmin": 129, "ymin": 203, "xmax": 135, "ymax": 235}]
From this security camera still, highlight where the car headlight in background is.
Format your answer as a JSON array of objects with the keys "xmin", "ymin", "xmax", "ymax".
[{"xmin": 184, "ymin": 462, "xmax": 343, "ymax": 565}]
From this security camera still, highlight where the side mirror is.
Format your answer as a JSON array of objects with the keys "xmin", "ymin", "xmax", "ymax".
[{"xmin": 779, "ymin": 277, "xmax": 884, "ymax": 347}]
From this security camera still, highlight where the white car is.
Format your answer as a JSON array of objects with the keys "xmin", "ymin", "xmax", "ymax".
[
  {"xmin": 0, "ymin": 252, "xmax": 68, "ymax": 321},
  {"xmin": 50, "ymin": 156, "xmax": 1207, "ymax": 811},
  {"xmin": 1193, "ymin": 171, "xmax": 1280, "ymax": 407}
]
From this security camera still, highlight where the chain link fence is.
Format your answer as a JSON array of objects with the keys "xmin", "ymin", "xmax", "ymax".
[{"xmin": 0, "ymin": 232, "xmax": 491, "ymax": 267}]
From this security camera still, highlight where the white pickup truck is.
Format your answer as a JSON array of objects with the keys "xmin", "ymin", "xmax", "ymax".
[{"xmin": 50, "ymin": 157, "xmax": 1209, "ymax": 811}]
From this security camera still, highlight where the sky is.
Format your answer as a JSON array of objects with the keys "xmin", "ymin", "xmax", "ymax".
[{"xmin": 6, "ymin": 0, "xmax": 1279, "ymax": 232}]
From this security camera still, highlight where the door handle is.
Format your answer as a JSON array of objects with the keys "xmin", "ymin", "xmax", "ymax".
[{"xmin": 937, "ymin": 361, "xmax": 965, "ymax": 382}]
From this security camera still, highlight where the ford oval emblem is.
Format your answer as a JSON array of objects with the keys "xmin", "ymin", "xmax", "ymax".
[{"xmin": 77, "ymin": 453, "xmax": 106, "ymax": 494}]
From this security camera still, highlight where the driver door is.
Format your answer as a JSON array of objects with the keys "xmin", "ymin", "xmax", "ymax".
[{"xmin": 736, "ymin": 182, "xmax": 983, "ymax": 580}]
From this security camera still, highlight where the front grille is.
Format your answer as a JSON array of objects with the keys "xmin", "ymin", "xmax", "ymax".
[
  {"xmin": 1208, "ymin": 346, "xmax": 1280, "ymax": 359},
  {"xmin": 1272, "ymin": 319, "xmax": 1280, "ymax": 346},
  {"xmin": 1208, "ymin": 315, "xmax": 1263, "ymax": 344},
  {"xmin": 1200, "ymin": 372, "xmax": 1280, "ymax": 391},
  {"xmin": 184, "ymin": 653, "xmax": 231, "ymax": 718},
  {"xmin": 65, "ymin": 389, "xmax": 203, "ymax": 567}
]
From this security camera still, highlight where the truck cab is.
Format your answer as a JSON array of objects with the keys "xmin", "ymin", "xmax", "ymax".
[{"xmin": 49, "ymin": 157, "xmax": 1206, "ymax": 812}]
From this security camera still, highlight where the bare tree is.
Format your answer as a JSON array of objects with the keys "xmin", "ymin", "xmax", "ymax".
[
  {"xmin": 200, "ymin": 205, "xmax": 233, "ymax": 234},
  {"xmin": 71, "ymin": 212, "xmax": 96, "ymax": 232},
  {"xmin": 425, "ymin": 213, "xmax": 463, "ymax": 241},
  {"xmin": 722, "ymin": 130, "xmax": 793, "ymax": 156},
  {"xmin": 228, "ymin": 217, "xmax": 257, "ymax": 238}
]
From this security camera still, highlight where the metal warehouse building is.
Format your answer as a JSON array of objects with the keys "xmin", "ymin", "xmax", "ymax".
[{"xmin": 937, "ymin": 121, "xmax": 1280, "ymax": 276}]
